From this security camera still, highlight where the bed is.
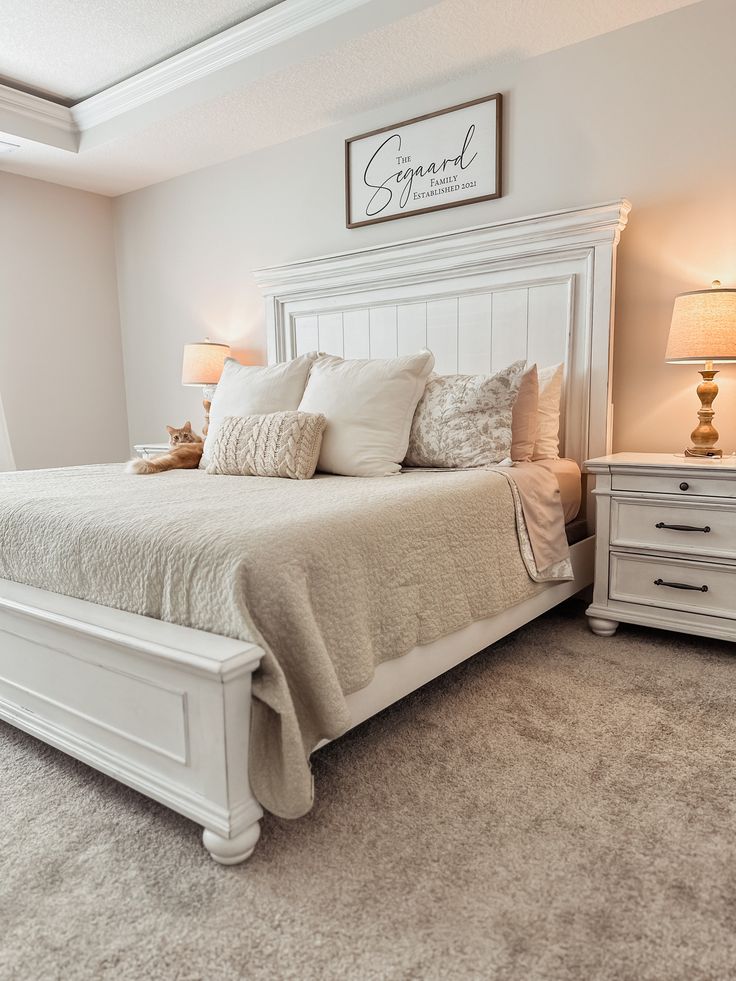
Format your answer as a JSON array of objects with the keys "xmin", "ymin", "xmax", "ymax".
[{"xmin": 0, "ymin": 200, "xmax": 630, "ymax": 864}]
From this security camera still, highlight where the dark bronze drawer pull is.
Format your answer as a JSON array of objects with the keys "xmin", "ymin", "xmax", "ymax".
[
  {"xmin": 655, "ymin": 522, "xmax": 711, "ymax": 533},
  {"xmin": 653, "ymin": 578, "xmax": 708, "ymax": 592},
  {"xmin": 679, "ymin": 482, "xmax": 689, "ymax": 491}
]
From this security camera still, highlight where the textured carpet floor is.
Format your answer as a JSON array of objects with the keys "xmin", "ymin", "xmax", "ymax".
[{"xmin": 1, "ymin": 600, "xmax": 735, "ymax": 981}]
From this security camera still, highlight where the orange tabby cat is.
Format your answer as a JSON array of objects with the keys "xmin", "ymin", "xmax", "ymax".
[{"xmin": 126, "ymin": 421, "xmax": 203, "ymax": 474}]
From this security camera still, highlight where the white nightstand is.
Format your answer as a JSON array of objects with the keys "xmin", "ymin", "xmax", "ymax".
[
  {"xmin": 585, "ymin": 453, "xmax": 736, "ymax": 643},
  {"xmin": 133, "ymin": 443, "xmax": 170, "ymax": 460}
]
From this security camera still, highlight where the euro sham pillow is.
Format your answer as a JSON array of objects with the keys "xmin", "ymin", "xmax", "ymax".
[
  {"xmin": 202, "ymin": 354, "xmax": 316, "ymax": 467},
  {"xmin": 206, "ymin": 411, "xmax": 327, "ymax": 480},
  {"xmin": 404, "ymin": 360, "xmax": 526, "ymax": 469},
  {"xmin": 511, "ymin": 363, "xmax": 539, "ymax": 462},
  {"xmin": 298, "ymin": 351, "xmax": 435, "ymax": 477},
  {"xmin": 533, "ymin": 362, "xmax": 564, "ymax": 460}
]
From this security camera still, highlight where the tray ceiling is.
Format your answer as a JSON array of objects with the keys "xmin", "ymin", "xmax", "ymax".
[{"xmin": 0, "ymin": 0, "xmax": 703, "ymax": 197}]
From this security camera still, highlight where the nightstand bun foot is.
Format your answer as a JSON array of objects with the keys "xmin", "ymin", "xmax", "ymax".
[{"xmin": 587, "ymin": 615, "xmax": 619, "ymax": 637}]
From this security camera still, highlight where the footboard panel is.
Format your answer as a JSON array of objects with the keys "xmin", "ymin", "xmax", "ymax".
[{"xmin": 0, "ymin": 579, "xmax": 264, "ymax": 841}]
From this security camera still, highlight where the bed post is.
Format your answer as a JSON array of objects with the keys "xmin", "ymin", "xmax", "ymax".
[{"xmin": 197, "ymin": 648, "xmax": 265, "ymax": 865}]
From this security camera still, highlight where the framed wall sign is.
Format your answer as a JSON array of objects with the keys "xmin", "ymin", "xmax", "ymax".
[{"xmin": 345, "ymin": 93, "xmax": 502, "ymax": 229}]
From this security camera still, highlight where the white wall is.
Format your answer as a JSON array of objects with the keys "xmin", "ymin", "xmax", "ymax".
[
  {"xmin": 115, "ymin": 0, "xmax": 736, "ymax": 454},
  {"xmin": 0, "ymin": 172, "xmax": 129, "ymax": 469}
]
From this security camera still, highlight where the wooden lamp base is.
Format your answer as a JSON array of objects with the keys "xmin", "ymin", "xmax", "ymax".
[{"xmin": 684, "ymin": 363, "xmax": 722, "ymax": 458}]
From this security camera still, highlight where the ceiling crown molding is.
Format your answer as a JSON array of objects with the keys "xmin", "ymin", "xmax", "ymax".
[
  {"xmin": 72, "ymin": 0, "xmax": 374, "ymax": 131},
  {"xmin": 0, "ymin": 83, "xmax": 77, "ymax": 151},
  {"xmin": 0, "ymin": 84, "xmax": 73, "ymax": 131},
  {"xmin": 0, "ymin": 0, "xmax": 374, "ymax": 150}
]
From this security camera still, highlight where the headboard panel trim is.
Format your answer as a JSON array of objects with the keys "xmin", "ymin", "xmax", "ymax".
[{"xmin": 254, "ymin": 199, "xmax": 630, "ymax": 476}]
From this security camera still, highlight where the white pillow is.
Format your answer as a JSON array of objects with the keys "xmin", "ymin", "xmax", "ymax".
[
  {"xmin": 298, "ymin": 351, "xmax": 435, "ymax": 476},
  {"xmin": 202, "ymin": 355, "xmax": 315, "ymax": 467},
  {"xmin": 532, "ymin": 362, "xmax": 564, "ymax": 460}
]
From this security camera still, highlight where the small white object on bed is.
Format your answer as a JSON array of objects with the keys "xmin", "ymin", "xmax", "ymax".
[{"xmin": 0, "ymin": 199, "xmax": 630, "ymax": 863}]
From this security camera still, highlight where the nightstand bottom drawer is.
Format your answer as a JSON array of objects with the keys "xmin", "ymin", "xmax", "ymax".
[{"xmin": 610, "ymin": 553, "xmax": 736, "ymax": 621}]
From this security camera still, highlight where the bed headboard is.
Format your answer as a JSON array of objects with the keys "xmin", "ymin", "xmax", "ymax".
[{"xmin": 254, "ymin": 200, "xmax": 630, "ymax": 467}]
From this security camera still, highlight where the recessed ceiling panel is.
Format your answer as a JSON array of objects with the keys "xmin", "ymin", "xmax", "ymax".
[{"xmin": 0, "ymin": 0, "xmax": 283, "ymax": 103}]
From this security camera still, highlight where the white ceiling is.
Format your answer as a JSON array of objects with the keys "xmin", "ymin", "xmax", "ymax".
[
  {"xmin": 0, "ymin": 0, "xmax": 702, "ymax": 197},
  {"xmin": 0, "ymin": 0, "xmax": 282, "ymax": 102}
]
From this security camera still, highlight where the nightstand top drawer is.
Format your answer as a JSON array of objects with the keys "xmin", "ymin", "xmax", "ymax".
[
  {"xmin": 610, "ymin": 552, "xmax": 736, "ymax": 621},
  {"xmin": 610, "ymin": 472, "xmax": 736, "ymax": 498},
  {"xmin": 611, "ymin": 497, "xmax": 736, "ymax": 560},
  {"xmin": 586, "ymin": 452, "xmax": 736, "ymax": 473},
  {"xmin": 586, "ymin": 453, "xmax": 736, "ymax": 497}
]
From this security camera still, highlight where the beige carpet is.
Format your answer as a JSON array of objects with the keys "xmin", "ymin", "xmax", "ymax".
[{"xmin": 1, "ymin": 600, "xmax": 735, "ymax": 981}]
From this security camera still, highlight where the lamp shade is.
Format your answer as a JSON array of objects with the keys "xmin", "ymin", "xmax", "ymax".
[
  {"xmin": 666, "ymin": 286, "xmax": 736, "ymax": 363},
  {"xmin": 181, "ymin": 340, "xmax": 230, "ymax": 385}
]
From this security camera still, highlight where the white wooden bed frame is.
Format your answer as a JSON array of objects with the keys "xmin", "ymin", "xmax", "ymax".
[{"xmin": 0, "ymin": 200, "xmax": 630, "ymax": 864}]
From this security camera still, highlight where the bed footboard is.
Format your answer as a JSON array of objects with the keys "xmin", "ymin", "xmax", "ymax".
[{"xmin": 0, "ymin": 579, "xmax": 265, "ymax": 865}]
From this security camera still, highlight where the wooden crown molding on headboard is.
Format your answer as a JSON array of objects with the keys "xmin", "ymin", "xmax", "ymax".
[
  {"xmin": 253, "ymin": 199, "xmax": 631, "ymax": 472},
  {"xmin": 254, "ymin": 199, "xmax": 631, "ymax": 300}
]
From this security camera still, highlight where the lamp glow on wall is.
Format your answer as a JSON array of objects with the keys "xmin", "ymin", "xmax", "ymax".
[
  {"xmin": 181, "ymin": 339, "xmax": 230, "ymax": 435},
  {"xmin": 666, "ymin": 281, "xmax": 736, "ymax": 458}
]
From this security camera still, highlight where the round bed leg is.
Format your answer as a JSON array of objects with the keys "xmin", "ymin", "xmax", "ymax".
[
  {"xmin": 203, "ymin": 820, "xmax": 261, "ymax": 865},
  {"xmin": 587, "ymin": 615, "xmax": 619, "ymax": 637}
]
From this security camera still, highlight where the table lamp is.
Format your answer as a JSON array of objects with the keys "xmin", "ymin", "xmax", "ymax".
[
  {"xmin": 181, "ymin": 338, "xmax": 230, "ymax": 435},
  {"xmin": 665, "ymin": 281, "xmax": 736, "ymax": 458}
]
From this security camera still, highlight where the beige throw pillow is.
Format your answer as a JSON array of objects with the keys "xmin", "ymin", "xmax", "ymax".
[
  {"xmin": 404, "ymin": 360, "xmax": 526, "ymax": 469},
  {"xmin": 511, "ymin": 363, "xmax": 539, "ymax": 462},
  {"xmin": 206, "ymin": 411, "xmax": 326, "ymax": 480},
  {"xmin": 533, "ymin": 363, "xmax": 564, "ymax": 460},
  {"xmin": 298, "ymin": 351, "xmax": 435, "ymax": 477}
]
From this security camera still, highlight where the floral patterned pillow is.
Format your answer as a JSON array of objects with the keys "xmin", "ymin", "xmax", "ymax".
[{"xmin": 404, "ymin": 361, "xmax": 526, "ymax": 469}]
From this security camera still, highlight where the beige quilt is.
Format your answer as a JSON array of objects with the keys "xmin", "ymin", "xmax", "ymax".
[{"xmin": 0, "ymin": 464, "xmax": 560, "ymax": 818}]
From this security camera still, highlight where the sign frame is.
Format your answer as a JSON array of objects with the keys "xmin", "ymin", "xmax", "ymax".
[{"xmin": 345, "ymin": 93, "xmax": 503, "ymax": 229}]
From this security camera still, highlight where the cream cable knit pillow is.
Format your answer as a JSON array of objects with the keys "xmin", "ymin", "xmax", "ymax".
[{"xmin": 206, "ymin": 412, "xmax": 327, "ymax": 480}]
